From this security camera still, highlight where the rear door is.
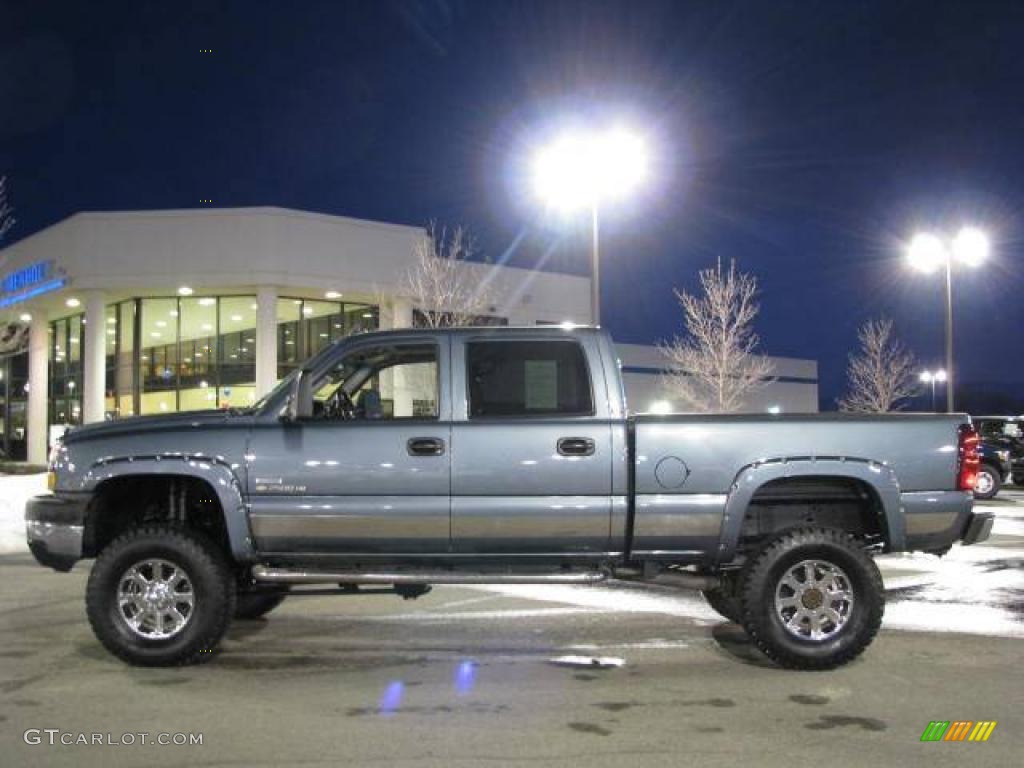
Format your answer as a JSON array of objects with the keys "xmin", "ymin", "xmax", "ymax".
[{"xmin": 450, "ymin": 332, "xmax": 614, "ymax": 555}]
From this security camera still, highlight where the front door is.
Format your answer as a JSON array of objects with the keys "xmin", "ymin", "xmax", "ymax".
[
  {"xmin": 450, "ymin": 335, "xmax": 613, "ymax": 555},
  {"xmin": 246, "ymin": 336, "xmax": 451, "ymax": 555}
]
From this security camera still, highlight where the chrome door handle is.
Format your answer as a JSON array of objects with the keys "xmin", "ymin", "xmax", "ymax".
[
  {"xmin": 407, "ymin": 437, "xmax": 445, "ymax": 456},
  {"xmin": 557, "ymin": 437, "xmax": 595, "ymax": 457}
]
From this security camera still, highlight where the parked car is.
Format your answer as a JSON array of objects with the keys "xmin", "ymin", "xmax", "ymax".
[
  {"xmin": 974, "ymin": 416, "xmax": 1024, "ymax": 486},
  {"xmin": 26, "ymin": 327, "xmax": 991, "ymax": 670},
  {"xmin": 975, "ymin": 440, "xmax": 1012, "ymax": 500}
]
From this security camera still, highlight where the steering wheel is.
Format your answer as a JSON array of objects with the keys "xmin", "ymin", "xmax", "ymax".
[{"xmin": 323, "ymin": 389, "xmax": 356, "ymax": 421}]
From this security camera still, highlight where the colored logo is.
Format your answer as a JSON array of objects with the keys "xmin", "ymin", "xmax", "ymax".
[{"xmin": 920, "ymin": 721, "xmax": 997, "ymax": 742}]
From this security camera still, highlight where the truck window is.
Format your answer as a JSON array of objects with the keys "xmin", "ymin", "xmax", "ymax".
[
  {"xmin": 977, "ymin": 421, "xmax": 1003, "ymax": 439},
  {"xmin": 313, "ymin": 343, "xmax": 438, "ymax": 420},
  {"xmin": 466, "ymin": 340, "xmax": 593, "ymax": 418}
]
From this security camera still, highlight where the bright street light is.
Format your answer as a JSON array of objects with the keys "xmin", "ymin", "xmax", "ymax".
[
  {"xmin": 907, "ymin": 227, "xmax": 989, "ymax": 412},
  {"xmin": 951, "ymin": 226, "xmax": 990, "ymax": 267},
  {"xmin": 532, "ymin": 127, "xmax": 648, "ymax": 325},
  {"xmin": 907, "ymin": 233, "xmax": 947, "ymax": 274},
  {"xmin": 919, "ymin": 369, "xmax": 947, "ymax": 412}
]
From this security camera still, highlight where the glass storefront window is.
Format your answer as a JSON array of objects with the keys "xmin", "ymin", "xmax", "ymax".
[
  {"xmin": 277, "ymin": 298, "xmax": 302, "ymax": 377},
  {"xmin": 346, "ymin": 303, "xmax": 379, "ymax": 334},
  {"xmin": 1, "ymin": 353, "xmax": 28, "ymax": 460},
  {"xmin": 42, "ymin": 293, "xmax": 378, "ymax": 433},
  {"xmin": 301, "ymin": 300, "xmax": 344, "ymax": 358},
  {"xmin": 49, "ymin": 315, "xmax": 83, "ymax": 427},
  {"xmin": 177, "ymin": 297, "xmax": 218, "ymax": 412},
  {"xmin": 140, "ymin": 298, "xmax": 179, "ymax": 414},
  {"xmin": 104, "ymin": 305, "xmax": 117, "ymax": 417},
  {"xmin": 217, "ymin": 296, "xmax": 257, "ymax": 409},
  {"xmin": 117, "ymin": 301, "xmax": 136, "ymax": 417},
  {"xmin": 277, "ymin": 298, "xmax": 379, "ymax": 377}
]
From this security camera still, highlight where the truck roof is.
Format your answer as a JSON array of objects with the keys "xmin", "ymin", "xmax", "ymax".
[{"xmin": 342, "ymin": 324, "xmax": 607, "ymax": 341}]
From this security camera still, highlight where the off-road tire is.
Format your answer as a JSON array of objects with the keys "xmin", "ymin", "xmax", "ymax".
[
  {"xmin": 701, "ymin": 570, "xmax": 742, "ymax": 623},
  {"xmin": 973, "ymin": 464, "xmax": 1001, "ymax": 500},
  {"xmin": 234, "ymin": 589, "xmax": 288, "ymax": 619},
  {"xmin": 86, "ymin": 525, "xmax": 235, "ymax": 666},
  {"xmin": 739, "ymin": 527, "xmax": 884, "ymax": 670}
]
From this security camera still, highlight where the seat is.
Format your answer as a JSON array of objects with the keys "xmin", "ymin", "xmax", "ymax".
[{"xmin": 355, "ymin": 389, "xmax": 383, "ymax": 420}]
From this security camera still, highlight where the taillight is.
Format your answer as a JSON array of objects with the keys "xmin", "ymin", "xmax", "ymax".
[{"xmin": 957, "ymin": 424, "xmax": 980, "ymax": 491}]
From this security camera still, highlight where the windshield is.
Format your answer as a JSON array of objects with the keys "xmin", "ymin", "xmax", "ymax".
[
  {"xmin": 251, "ymin": 368, "xmax": 299, "ymax": 414},
  {"xmin": 251, "ymin": 337, "xmax": 357, "ymax": 414}
]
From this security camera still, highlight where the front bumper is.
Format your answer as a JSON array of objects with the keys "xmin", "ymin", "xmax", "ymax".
[
  {"xmin": 962, "ymin": 512, "xmax": 994, "ymax": 546},
  {"xmin": 25, "ymin": 493, "xmax": 89, "ymax": 572}
]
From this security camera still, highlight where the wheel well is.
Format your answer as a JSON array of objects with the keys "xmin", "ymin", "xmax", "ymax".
[
  {"xmin": 84, "ymin": 475, "xmax": 229, "ymax": 557},
  {"xmin": 739, "ymin": 476, "xmax": 885, "ymax": 550}
]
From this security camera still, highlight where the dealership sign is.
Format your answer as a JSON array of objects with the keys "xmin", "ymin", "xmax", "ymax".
[{"xmin": 0, "ymin": 260, "xmax": 67, "ymax": 308}]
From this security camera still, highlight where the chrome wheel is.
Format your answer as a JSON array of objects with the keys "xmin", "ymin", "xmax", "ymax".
[
  {"xmin": 774, "ymin": 559, "xmax": 854, "ymax": 642},
  {"xmin": 974, "ymin": 470, "xmax": 995, "ymax": 496},
  {"xmin": 117, "ymin": 558, "xmax": 195, "ymax": 640}
]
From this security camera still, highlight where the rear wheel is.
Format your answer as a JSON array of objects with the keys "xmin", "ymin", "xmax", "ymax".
[
  {"xmin": 739, "ymin": 528, "xmax": 883, "ymax": 670},
  {"xmin": 86, "ymin": 525, "xmax": 235, "ymax": 666},
  {"xmin": 973, "ymin": 464, "xmax": 1001, "ymax": 500}
]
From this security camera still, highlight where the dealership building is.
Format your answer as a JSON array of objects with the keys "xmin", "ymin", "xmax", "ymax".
[{"xmin": 0, "ymin": 207, "xmax": 818, "ymax": 464}]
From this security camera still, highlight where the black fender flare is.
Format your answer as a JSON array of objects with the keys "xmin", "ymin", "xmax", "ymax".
[{"xmin": 714, "ymin": 457, "xmax": 903, "ymax": 565}]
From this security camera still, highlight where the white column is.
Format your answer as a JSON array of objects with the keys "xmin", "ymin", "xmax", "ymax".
[
  {"xmin": 83, "ymin": 291, "xmax": 107, "ymax": 423},
  {"xmin": 255, "ymin": 285, "xmax": 278, "ymax": 397},
  {"xmin": 384, "ymin": 297, "xmax": 413, "ymax": 330},
  {"xmin": 378, "ymin": 298, "xmax": 414, "ymax": 415},
  {"xmin": 27, "ymin": 312, "xmax": 49, "ymax": 465}
]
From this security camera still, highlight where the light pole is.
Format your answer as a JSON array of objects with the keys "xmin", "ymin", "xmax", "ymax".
[
  {"xmin": 907, "ymin": 227, "xmax": 989, "ymax": 412},
  {"xmin": 532, "ymin": 128, "xmax": 647, "ymax": 326},
  {"xmin": 919, "ymin": 369, "xmax": 947, "ymax": 412}
]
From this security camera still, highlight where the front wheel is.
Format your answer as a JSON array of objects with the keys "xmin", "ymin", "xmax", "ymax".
[
  {"xmin": 973, "ymin": 464, "xmax": 1001, "ymax": 500},
  {"xmin": 701, "ymin": 570, "xmax": 742, "ymax": 623},
  {"xmin": 739, "ymin": 528, "xmax": 884, "ymax": 670},
  {"xmin": 86, "ymin": 525, "xmax": 235, "ymax": 666}
]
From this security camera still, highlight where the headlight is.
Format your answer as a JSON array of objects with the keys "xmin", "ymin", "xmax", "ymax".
[{"xmin": 998, "ymin": 450, "xmax": 1010, "ymax": 462}]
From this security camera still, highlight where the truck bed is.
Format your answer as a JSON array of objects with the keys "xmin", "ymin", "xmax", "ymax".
[{"xmin": 626, "ymin": 412, "xmax": 970, "ymax": 560}]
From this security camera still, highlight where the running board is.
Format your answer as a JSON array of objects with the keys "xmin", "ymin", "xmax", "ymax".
[{"xmin": 251, "ymin": 565, "xmax": 609, "ymax": 586}]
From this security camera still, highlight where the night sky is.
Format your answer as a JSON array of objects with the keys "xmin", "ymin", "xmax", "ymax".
[{"xmin": 2, "ymin": 0, "xmax": 1023, "ymax": 409}]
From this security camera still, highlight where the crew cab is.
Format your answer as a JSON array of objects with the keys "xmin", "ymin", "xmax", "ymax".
[{"xmin": 26, "ymin": 327, "xmax": 992, "ymax": 669}]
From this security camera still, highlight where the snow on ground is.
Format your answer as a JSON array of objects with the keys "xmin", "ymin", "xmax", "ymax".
[
  {"xmin": 473, "ymin": 496, "xmax": 1024, "ymax": 640},
  {"xmin": 1, "ymin": 472, "xmax": 1020, "ymax": 638},
  {"xmin": 0, "ymin": 473, "xmax": 46, "ymax": 554}
]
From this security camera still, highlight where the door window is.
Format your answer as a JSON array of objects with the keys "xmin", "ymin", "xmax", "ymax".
[
  {"xmin": 312, "ymin": 343, "xmax": 438, "ymax": 421},
  {"xmin": 466, "ymin": 340, "xmax": 593, "ymax": 418}
]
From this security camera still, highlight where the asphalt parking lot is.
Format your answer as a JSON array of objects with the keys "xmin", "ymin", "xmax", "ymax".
[{"xmin": 2, "ymin": 493, "xmax": 1022, "ymax": 768}]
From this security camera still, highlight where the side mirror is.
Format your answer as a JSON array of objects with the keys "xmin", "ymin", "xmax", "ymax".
[{"xmin": 280, "ymin": 370, "xmax": 314, "ymax": 422}]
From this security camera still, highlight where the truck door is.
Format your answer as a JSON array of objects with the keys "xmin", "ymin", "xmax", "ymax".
[
  {"xmin": 450, "ymin": 334, "xmax": 614, "ymax": 555},
  {"xmin": 246, "ymin": 336, "xmax": 451, "ymax": 555}
]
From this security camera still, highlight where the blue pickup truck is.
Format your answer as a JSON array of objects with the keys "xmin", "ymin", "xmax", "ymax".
[{"xmin": 26, "ymin": 326, "xmax": 992, "ymax": 669}]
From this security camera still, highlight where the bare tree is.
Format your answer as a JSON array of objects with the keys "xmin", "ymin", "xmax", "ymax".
[
  {"xmin": 659, "ymin": 258, "xmax": 775, "ymax": 413},
  {"xmin": 838, "ymin": 317, "xmax": 918, "ymax": 413},
  {"xmin": 0, "ymin": 176, "xmax": 14, "ymax": 243},
  {"xmin": 402, "ymin": 222, "xmax": 494, "ymax": 328}
]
